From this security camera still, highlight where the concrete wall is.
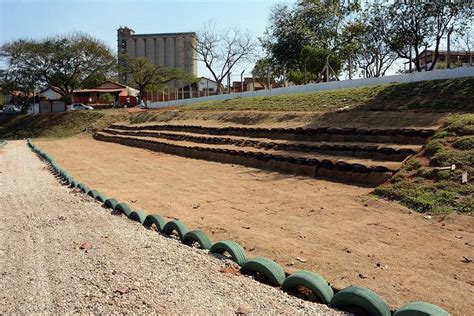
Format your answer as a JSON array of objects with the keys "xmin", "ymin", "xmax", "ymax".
[{"xmin": 148, "ymin": 67, "xmax": 474, "ymax": 109}]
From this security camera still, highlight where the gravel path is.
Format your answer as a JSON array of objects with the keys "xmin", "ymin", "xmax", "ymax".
[{"xmin": 0, "ymin": 140, "xmax": 341, "ymax": 314}]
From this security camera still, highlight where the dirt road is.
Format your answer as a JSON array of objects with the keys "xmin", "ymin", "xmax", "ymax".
[
  {"xmin": 34, "ymin": 137, "xmax": 474, "ymax": 315},
  {"xmin": 0, "ymin": 140, "xmax": 340, "ymax": 314}
]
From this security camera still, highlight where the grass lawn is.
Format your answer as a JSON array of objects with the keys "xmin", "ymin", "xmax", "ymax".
[
  {"xmin": 182, "ymin": 77, "xmax": 474, "ymax": 112},
  {"xmin": 375, "ymin": 113, "xmax": 474, "ymax": 215}
]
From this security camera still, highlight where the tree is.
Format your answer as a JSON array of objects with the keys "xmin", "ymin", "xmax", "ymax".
[
  {"xmin": 122, "ymin": 56, "xmax": 195, "ymax": 105},
  {"xmin": 100, "ymin": 93, "xmax": 115, "ymax": 105},
  {"xmin": 193, "ymin": 22, "xmax": 257, "ymax": 94},
  {"xmin": 0, "ymin": 33, "xmax": 116, "ymax": 103},
  {"xmin": 375, "ymin": 2, "xmax": 472, "ymax": 72},
  {"xmin": 251, "ymin": 58, "xmax": 278, "ymax": 89},
  {"xmin": 341, "ymin": 10, "xmax": 397, "ymax": 78},
  {"xmin": 261, "ymin": 0, "xmax": 358, "ymax": 81}
]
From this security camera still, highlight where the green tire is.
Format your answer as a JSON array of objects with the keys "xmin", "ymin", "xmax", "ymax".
[
  {"xmin": 115, "ymin": 203, "xmax": 132, "ymax": 217},
  {"xmin": 77, "ymin": 183, "xmax": 85, "ymax": 190},
  {"xmin": 95, "ymin": 194, "xmax": 109, "ymax": 203},
  {"xmin": 143, "ymin": 214, "xmax": 166, "ymax": 232},
  {"xmin": 70, "ymin": 179, "xmax": 78, "ymax": 188},
  {"xmin": 329, "ymin": 286, "xmax": 390, "ymax": 316},
  {"xmin": 80, "ymin": 185, "xmax": 91, "ymax": 194},
  {"xmin": 209, "ymin": 240, "xmax": 247, "ymax": 266},
  {"xmin": 241, "ymin": 257, "xmax": 286, "ymax": 286},
  {"xmin": 282, "ymin": 270, "xmax": 334, "ymax": 304},
  {"xmin": 128, "ymin": 210, "xmax": 146, "ymax": 224},
  {"xmin": 103, "ymin": 198, "xmax": 118, "ymax": 210},
  {"xmin": 394, "ymin": 302, "xmax": 450, "ymax": 316},
  {"xmin": 162, "ymin": 220, "xmax": 189, "ymax": 241},
  {"xmin": 183, "ymin": 230, "xmax": 213, "ymax": 250},
  {"xmin": 87, "ymin": 190, "xmax": 99, "ymax": 199}
]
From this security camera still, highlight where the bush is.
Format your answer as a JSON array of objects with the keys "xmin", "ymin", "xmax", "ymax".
[{"xmin": 453, "ymin": 136, "xmax": 474, "ymax": 150}]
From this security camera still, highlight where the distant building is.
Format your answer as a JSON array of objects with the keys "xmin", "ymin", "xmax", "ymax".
[
  {"xmin": 40, "ymin": 86, "xmax": 64, "ymax": 101},
  {"xmin": 404, "ymin": 49, "xmax": 473, "ymax": 72},
  {"xmin": 232, "ymin": 77, "xmax": 278, "ymax": 92},
  {"xmin": 73, "ymin": 81, "xmax": 139, "ymax": 107},
  {"xmin": 117, "ymin": 26, "xmax": 197, "ymax": 85}
]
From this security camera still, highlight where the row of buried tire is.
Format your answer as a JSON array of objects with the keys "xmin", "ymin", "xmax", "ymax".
[
  {"xmin": 103, "ymin": 129, "xmax": 415, "ymax": 161},
  {"xmin": 27, "ymin": 139, "xmax": 450, "ymax": 316},
  {"xmin": 94, "ymin": 133, "xmax": 395, "ymax": 175},
  {"xmin": 110, "ymin": 123, "xmax": 436, "ymax": 139}
]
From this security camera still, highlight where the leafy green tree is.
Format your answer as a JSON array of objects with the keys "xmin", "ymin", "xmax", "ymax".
[
  {"xmin": 374, "ymin": 2, "xmax": 472, "ymax": 72},
  {"xmin": 122, "ymin": 56, "xmax": 196, "ymax": 105},
  {"xmin": 261, "ymin": 0, "xmax": 358, "ymax": 77},
  {"xmin": 0, "ymin": 33, "xmax": 116, "ymax": 103}
]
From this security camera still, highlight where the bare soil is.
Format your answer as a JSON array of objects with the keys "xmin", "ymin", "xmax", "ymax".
[
  {"xmin": 36, "ymin": 136, "xmax": 474, "ymax": 315},
  {"xmin": 0, "ymin": 140, "xmax": 340, "ymax": 314}
]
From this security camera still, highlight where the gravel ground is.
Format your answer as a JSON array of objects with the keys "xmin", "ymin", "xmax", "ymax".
[{"xmin": 0, "ymin": 140, "xmax": 342, "ymax": 314}]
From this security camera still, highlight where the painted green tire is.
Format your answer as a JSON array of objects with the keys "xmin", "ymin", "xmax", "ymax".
[
  {"xmin": 95, "ymin": 194, "xmax": 109, "ymax": 203},
  {"xmin": 394, "ymin": 302, "xmax": 450, "ymax": 316},
  {"xmin": 128, "ymin": 210, "xmax": 146, "ymax": 224},
  {"xmin": 241, "ymin": 257, "xmax": 285, "ymax": 286},
  {"xmin": 183, "ymin": 230, "xmax": 213, "ymax": 250},
  {"xmin": 209, "ymin": 240, "xmax": 247, "ymax": 266},
  {"xmin": 143, "ymin": 214, "xmax": 166, "ymax": 232},
  {"xmin": 162, "ymin": 220, "xmax": 189, "ymax": 241},
  {"xmin": 70, "ymin": 179, "xmax": 78, "ymax": 188},
  {"xmin": 282, "ymin": 270, "xmax": 334, "ymax": 304},
  {"xmin": 80, "ymin": 185, "xmax": 91, "ymax": 194},
  {"xmin": 87, "ymin": 190, "xmax": 99, "ymax": 199},
  {"xmin": 115, "ymin": 203, "xmax": 132, "ymax": 217},
  {"xmin": 329, "ymin": 286, "xmax": 390, "ymax": 316},
  {"xmin": 103, "ymin": 198, "xmax": 118, "ymax": 210}
]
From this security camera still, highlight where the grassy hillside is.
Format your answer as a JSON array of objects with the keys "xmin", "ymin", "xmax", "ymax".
[
  {"xmin": 0, "ymin": 110, "xmax": 130, "ymax": 140},
  {"xmin": 375, "ymin": 114, "xmax": 474, "ymax": 215},
  {"xmin": 183, "ymin": 77, "xmax": 474, "ymax": 112}
]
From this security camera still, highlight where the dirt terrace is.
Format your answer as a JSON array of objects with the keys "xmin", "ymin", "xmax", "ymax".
[{"xmin": 36, "ymin": 136, "xmax": 474, "ymax": 315}]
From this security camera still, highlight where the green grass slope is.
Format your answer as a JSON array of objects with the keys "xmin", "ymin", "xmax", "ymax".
[
  {"xmin": 183, "ymin": 77, "xmax": 474, "ymax": 112},
  {"xmin": 375, "ymin": 114, "xmax": 474, "ymax": 215}
]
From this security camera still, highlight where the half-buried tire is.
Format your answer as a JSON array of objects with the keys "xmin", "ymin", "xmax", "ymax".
[
  {"xmin": 143, "ymin": 214, "xmax": 166, "ymax": 232},
  {"xmin": 183, "ymin": 230, "xmax": 212, "ymax": 250},
  {"xmin": 103, "ymin": 198, "xmax": 118, "ymax": 210},
  {"xmin": 241, "ymin": 257, "xmax": 285, "ymax": 287},
  {"xmin": 80, "ymin": 185, "xmax": 91, "ymax": 194},
  {"xmin": 394, "ymin": 302, "xmax": 450, "ymax": 316},
  {"xmin": 115, "ymin": 203, "xmax": 132, "ymax": 217},
  {"xmin": 282, "ymin": 270, "xmax": 334, "ymax": 304},
  {"xmin": 95, "ymin": 194, "xmax": 109, "ymax": 204},
  {"xmin": 128, "ymin": 210, "xmax": 146, "ymax": 224},
  {"xmin": 329, "ymin": 286, "xmax": 390, "ymax": 316},
  {"xmin": 209, "ymin": 240, "xmax": 247, "ymax": 266},
  {"xmin": 87, "ymin": 190, "xmax": 99, "ymax": 199},
  {"xmin": 162, "ymin": 220, "xmax": 189, "ymax": 241}
]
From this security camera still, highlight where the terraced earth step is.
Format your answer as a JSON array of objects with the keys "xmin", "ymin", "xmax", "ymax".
[
  {"xmin": 103, "ymin": 128, "xmax": 421, "ymax": 162},
  {"xmin": 110, "ymin": 123, "xmax": 437, "ymax": 145},
  {"xmin": 94, "ymin": 132, "xmax": 403, "ymax": 186}
]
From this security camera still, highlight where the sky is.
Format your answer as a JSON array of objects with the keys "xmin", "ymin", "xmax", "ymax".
[{"xmin": 0, "ymin": 0, "xmax": 284, "ymax": 80}]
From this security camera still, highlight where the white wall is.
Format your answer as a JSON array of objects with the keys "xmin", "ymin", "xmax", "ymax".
[{"xmin": 148, "ymin": 67, "xmax": 474, "ymax": 109}]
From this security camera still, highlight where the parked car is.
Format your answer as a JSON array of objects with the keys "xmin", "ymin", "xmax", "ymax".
[{"xmin": 71, "ymin": 103, "xmax": 94, "ymax": 111}]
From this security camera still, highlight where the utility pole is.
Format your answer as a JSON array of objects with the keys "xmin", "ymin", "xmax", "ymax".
[
  {"xmin": 409, "ymin": 39, "xmax": 413, "ymax": 73},
  {"xmin": 228, "ymin": 72, "xmax": 231, "ymax": 94},
  {"xmin": 240, "ymin": 70, "xmax": 245, "ymax": 94}
]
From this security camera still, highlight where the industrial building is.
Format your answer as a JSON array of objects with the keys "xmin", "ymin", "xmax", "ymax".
[{"xmin": 117, "ymin": 27, "xmax": 197, "ymax": 85}]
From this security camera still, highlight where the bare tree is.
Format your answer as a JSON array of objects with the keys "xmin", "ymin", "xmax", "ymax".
[{"xmin": 193, "ymin": 23, "xmax": 257, "ymax": 94}]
